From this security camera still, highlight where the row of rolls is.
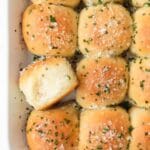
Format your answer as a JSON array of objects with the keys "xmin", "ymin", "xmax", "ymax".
[
  {"xmin": 30, "ymin": 0, "xmax": 150, "ymax": 7},
  {"xmin": 19, "ymin": 0, "xmax": 150, "ymax": 149},
  {"xmin": 20, "ymin": 56, "xmax": 150, "ymax": 109},
  {"xmin": 27, "ymin": 102, "xmax": 150, "ymax": 149},
  {"xmin": 23, "ymin": 0, "xmax": 150, "ymax": 57}
]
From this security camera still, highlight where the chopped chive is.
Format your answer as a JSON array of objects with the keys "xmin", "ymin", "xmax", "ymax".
[{"xmin": 50, "ymin": 15, "xmax": 56, "ymax": 23}]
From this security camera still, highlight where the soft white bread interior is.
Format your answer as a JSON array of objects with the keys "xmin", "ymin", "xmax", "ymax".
[
  {"xmin": 19, "ymin": 57, "xmax": 78, "ymax": 110},
  {"xmin": 129, "ymin": 107, "xmax": 150, "ymax": 128},
  {"xmin": 26, "ymin": 102, "xmax": 79, "ymax": 149}
]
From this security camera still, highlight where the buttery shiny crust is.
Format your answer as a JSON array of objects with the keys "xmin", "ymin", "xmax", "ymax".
[
  {"xmin": 78, "ymin": 4, "xmax": 132, "ymax": 57},
  {"xmin": 83, "ymin": 0, "xmax": 123, "ymax": 6},
  {"xmin": 19, "ymin": 57, "xmax": 78, "ymax": 110},
  {"xmin": 23, "ymin": 4, "xmax": 78, "ymax": 57},
  {"xmin": 132, "ymin": 0, "xmax": 149, "ymax": 7},
  {"xmin": 31, "ymin": 0, "xmax": 80, "ymax": 7},
  {"xmin": 129, "ymin": 107, "xmax": 150, "ymax": 128},
  {"xmin": 79, "ymin": 107, "xmax": 130, "ymax": 150},
  {"xmin": 76, "ymin": 57, "xmax": 128, "ymax": 108},
  {"xmin": 129, "ymin": 58, "xmax": 150, "ymax": 108},
  {"xmin": 26, "ymin": 103, "xmax": 79, "ymax": 150},
  {"xmin": 131, "ymin": 7, "xmax": 150, "ymax": 57},
  {"xmin": 129, "ymin": 125, "xmax": 150, "ymax": 150}
]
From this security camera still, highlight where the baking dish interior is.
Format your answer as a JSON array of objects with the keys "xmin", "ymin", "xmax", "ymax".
[{"xmin": 8, "ymin": 0, "xmax": 31, "ymax": 149}]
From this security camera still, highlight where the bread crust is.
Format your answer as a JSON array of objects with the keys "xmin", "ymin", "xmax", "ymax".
[
  {"xmin": 83, "ymin": 0, "xmax": 123, "ymax": 6},
  {"xmin": 131, "ymin": 7, "xmax": 150, "ymax": 57},
  {"xmin": 76, "ymin": 57, "xmax": 129, "ymax": 108},
  {"xmin": 79, "ymin": 107, "xmax": 130, "ymax": 150},
  {"xmin": 132, "ymin": 0, "xmax": 149, "ymax": 7},
  {"xmin": 26, "ymin": 103, "xmax": 79, "ymax": 150},
  {"xmin": 19, "ymin": 57, "xmax": 78, "ymax": 110},
  {"xmin": 129, "ymin": 125, "xmax": 150, "ymax": 150},
  {"xmin": 129, "ymin": 58, "xmax": 150, "ymax": 108},
  {"xmin": 129, "ymin": 107, "xmax": 150, "ymax": 128},
  {"xmin": 78, "ymin": 4, "xmax": 132, "ymax": 57},
  {"xmin": 22, "ymin": 4, "xmax": 78, "ymax": 57},
  {"xmin": 31, "ymin": 0, "xmax": 80, "ymax": 7}
]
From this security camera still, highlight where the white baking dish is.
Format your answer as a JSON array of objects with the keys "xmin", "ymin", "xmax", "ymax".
[
  {"xmin": 0, "ymin": 1, "xmax": 75, "ymax": 149},
  {"xmin": 0, "ymin": 0, "xmax": 9, "ymax": 148},
  {"xmin": 0, "ymin": 0, "xmax": 31, "ymax": 149}
]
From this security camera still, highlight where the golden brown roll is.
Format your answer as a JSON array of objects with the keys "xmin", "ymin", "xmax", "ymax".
[
  {"xmin": 31, "ymin": 0, "xmax": 80, "ymax": 7},
  {"xmin": 83, "ymin": 0, "xmax": 123, "ymax": 6},
  {"xmin": 76, "ymin": 57, "xmax": 128, "ymax": 108},
  {"xmin": 129, "ymin": 125, "xmax": 150, "ymax": 150},
  {"xmin": 26, "ymin": 103, "xmax": 79, "ymax": 150},
  {"xmin": 23, "ymin": 4, "xmax": 78, "ymax": 57},
  {"xmin": 19, "ymin": 57, "xmax": 78, "ymax": 110},
  {"xmin": 129, "ymin": 58, "xmax": 150, "ymax": 108},
  {"xmin": 131, "ymin": 7, "xmax": 150, "ymax": 57},
  {"xmin": 129, "ymin": 107, "xmax": 150, "ymax": 128},
  {"xmin": 79, "ymin": 107, "xmax": 130, "ymax": 150},
  {"xmin": 132, "ymin": 0, "xmax": 150, "ymax": 7},
  {"xmin": 78, "ymin": 4, "xmax": 132, "ymax": 57}
]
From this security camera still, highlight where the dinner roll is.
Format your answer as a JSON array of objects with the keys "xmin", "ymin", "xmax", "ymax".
[
  {"xmin": 79, "ymin": 107, "xmax": 130, "ymax": 150},
  {"xmin": 78, "ymin": 4, "xmax": 132, "ymax": 57},
  {"xmin": 129, "ymin": 125, "xmax": 150, "ymax": 150},
  {"xmin": 132, "ymin": 0, "xmax": 150, "ymax": 7},
  {"xmin": 131, "ymin": 7, "xmax": 150, "ymax": 57},
  {"xmin": 129, "ymin": 58, "xmax": 150, "ymax": 108},
  {"xmin": 83, "ymin": 0, "xmax": 123, "ymax": 6},
  {"xmin": 129, "ymin": 107, "xmax": 150, "ymax": 128},
  {"xmin": 26, "ymin": 103, "xmax": 79, "ymax": 150},
  {"xmin": 23, "ymin": 4, "xmax": 78, "ymax": 57},
  {"xmin": 19, "ymin": 57, "xmax": 78, "ymax": 110},
  {"xmin": 31, "ymin": 0, "xmax": 80, "ymax": 7},
  {"xmin": 76, "ymin": 57, "xmax": 128, "ymax": 108}
]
